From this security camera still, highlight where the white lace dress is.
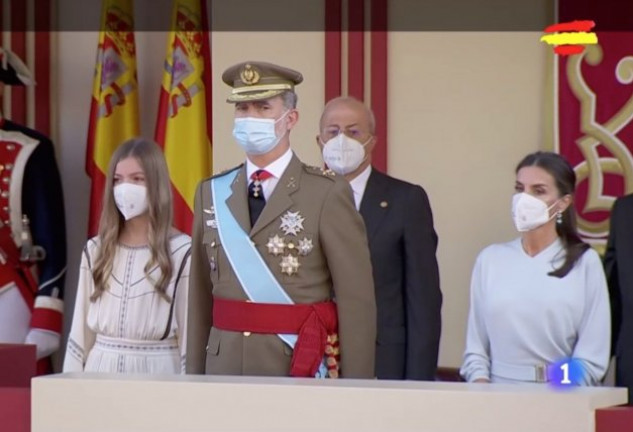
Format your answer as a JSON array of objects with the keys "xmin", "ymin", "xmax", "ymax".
[{"xmin": 63, "ymin": 234, "xmax": 191, "ymax": 374}]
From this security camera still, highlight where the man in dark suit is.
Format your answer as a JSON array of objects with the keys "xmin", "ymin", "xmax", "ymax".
[
  {"xmin": 605, "ymin": 195, "xmax": 633, "ymax": 403},
  {"xmin": 316, "ymin": 97, "xmax": 442, "ymax": 380}
]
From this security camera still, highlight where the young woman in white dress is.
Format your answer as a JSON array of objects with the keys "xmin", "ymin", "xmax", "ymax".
[
  {"xmin": 64, "ymin": 138, "xmax": 191, "ymax": 374},
  {"xmin": 460, "ymin": 151, "xmax": 610, "ymax": 385}
]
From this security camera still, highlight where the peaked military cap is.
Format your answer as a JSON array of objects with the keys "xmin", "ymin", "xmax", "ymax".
[{"xmin": 222, "ymin": 61, "xmax": 303, "ymax": 103}]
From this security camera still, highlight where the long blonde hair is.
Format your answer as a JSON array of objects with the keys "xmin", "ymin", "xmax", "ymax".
[{"xmin": 91, "ymin": 137, "xmax": 174, "ymax": 302}]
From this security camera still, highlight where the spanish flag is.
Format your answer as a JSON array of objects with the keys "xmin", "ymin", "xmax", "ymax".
[
  {"xmin": 155, "ymin": 0, "xmax": 213, "ymax": 234},
  {"xmin": 86, "ymin": 0, "xmax": 140, "ymax": 237}
]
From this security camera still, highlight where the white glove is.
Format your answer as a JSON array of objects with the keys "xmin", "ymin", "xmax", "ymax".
[{"xmin": 24, "ymin": 329, "xmax": 60, "ymax": 360}]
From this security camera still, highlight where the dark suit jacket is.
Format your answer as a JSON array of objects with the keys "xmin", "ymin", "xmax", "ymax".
[
  {"xmin": 359, "ymin": 168, "xmax": 442, "ymax": 380},
  {"xmin": 604, "ymin": 194, "xmax": 633, "ymax": 402}
]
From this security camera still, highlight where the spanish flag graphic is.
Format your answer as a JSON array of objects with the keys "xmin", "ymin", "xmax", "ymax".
[
  {"xmin": 155, "ymin": 0, "xmax": 213, "ymax": 235},
  {"xmin": 85, "ymin": 0, "xmax": 140, "ymax": 237}
]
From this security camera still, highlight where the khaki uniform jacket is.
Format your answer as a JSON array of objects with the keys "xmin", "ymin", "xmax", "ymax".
[{"xmin": 186, "ymin": 154, "xmax": 376, "ymax": 378}]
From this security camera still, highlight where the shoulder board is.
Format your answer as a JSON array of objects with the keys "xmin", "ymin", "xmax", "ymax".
[
  {"xmin": 208, "ymin": 164, "xmax": 243, "ymax": 181},
  {"xmin": 302, "ymin": 164, "xmax": 338, "ymax": 180}
]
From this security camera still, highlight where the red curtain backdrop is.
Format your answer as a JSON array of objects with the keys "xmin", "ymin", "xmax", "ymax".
[{"xmin": 553, "ymin": 0, "xmax": 633, "ymax": 247}]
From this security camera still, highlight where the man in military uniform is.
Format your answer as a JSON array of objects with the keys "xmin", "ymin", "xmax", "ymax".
[
  {"xmin": 187, "ymin": 61, "xmax": 376, "ymax": 378},
  {"xmin": 0, "ymin": 48, "xmax": 67, "ymax": 374},
  {"xmin": 317, "ymin": 97, "xmax": 442, "ymax": 380}
]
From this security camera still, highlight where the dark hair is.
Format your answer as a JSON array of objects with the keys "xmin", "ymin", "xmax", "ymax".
[{"xmin": 516, "ymin": 151, "xmax": 589, "ymax": 278}]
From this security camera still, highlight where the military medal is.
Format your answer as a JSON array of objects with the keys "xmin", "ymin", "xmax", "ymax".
[
  {"xmin": 280, "ymin": 211, "xmax": 305, "ymax": 236},
  {"xmin": 298, "ymin": 237, "xmax": 313, "ymax": 256},
  {"xmin": 252, "ymin": 179, "xmax": 263, "ymax": 198},
  {"xmin": 266, "ymin": 234, "xmax": 286, "ymax": 256},
  {"xmin": 204, "ymin": 206, "xmax": 218, "ymax": 229},
  {"xmin": 280, "ymin": 254, "xmax": 300, "ymax": 275}
]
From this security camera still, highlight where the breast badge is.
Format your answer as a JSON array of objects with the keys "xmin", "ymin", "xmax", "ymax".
[
  {"xmin": 266, "ymin": 234, "xmax": 285, "ymax": 256},
  {"xmin": 297, "ymin": 237, "xmax": 313, "ymax": 256},
  {"xmin": 279, "ymin": 211, "xmax": 304, "ymax": 236},
  {"xmin": 266, "ymin": 212, "xmax": 313, "ymax": 276},
  {"xmin": 280, "ymin": 254, "xmax": 300, "ymax": 276}
]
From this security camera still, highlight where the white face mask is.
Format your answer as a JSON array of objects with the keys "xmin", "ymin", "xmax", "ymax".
[
  {"xmin": 321, "ymin": 134, "xmax": 371, "ymax": 175},
  {"xmin": 511, "ymin": 192, "xmax": 560, "ymax": 232},
  {"xmin": 113, "ymin": 183, "xmax": 149, "ymax": 220},
  {"xmin": 232, "ymin": 110, "xmax": 290, "ymax": 155}
]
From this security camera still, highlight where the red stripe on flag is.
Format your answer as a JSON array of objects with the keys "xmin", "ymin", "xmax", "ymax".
[
  {"xmin": 544, "ymin": 20, "xmax": 595, "ymax": 33},
  {"xmin": 347, "ymin": 0, "xmax": 364, "ymax": 100},
  {"xmin": 371, "ymin": 0, "xmax": 388, "ymax": 173},
  {"xmin": 85, "ymin": 97, "xmax": 99, "ymax": 177},
  {"xmin": 154, "ymin": 88, "xmax": 169, "ymax": 148},
  {"xmin": 87, "ymin": 169, "xmax": 106, "ymax": 237},
  {"xmin": 325, "ymin": 0, "xmax": 342, "ymax": 102},
  {"xmin": 34, "ymin": 1, "xmax": 51, "ymax": 136},
  {"xmin": 86, "ymin": 97, "xmax": 101, "ymax": 236},
  {"xmin": 554, "ymin": 45, "xmax": 585, "ymax": 55},
  {"xmin": 172, "ymin": 185, "xmax": 192, "ymax": 236},
  {"xmin": 200, "ymin": 0, "xmax": 213, "ymax": 146},
  {"xmin": 10, "ymin": 2, "xmax": 27, "ymax": 125}
]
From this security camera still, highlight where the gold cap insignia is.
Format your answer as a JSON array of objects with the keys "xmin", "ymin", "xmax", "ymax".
[{"xmin": 240, "ymin": 64, "xmax": 260, "ymax": 86}]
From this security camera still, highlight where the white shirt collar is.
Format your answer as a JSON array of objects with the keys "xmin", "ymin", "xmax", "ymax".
[
  {"xmin": 349, "ymin": 165, "xmax": 372, "ymax": 210},
  {"xmin": 246, "ymin": 147, "xmax": 293, "ymax": 181}
]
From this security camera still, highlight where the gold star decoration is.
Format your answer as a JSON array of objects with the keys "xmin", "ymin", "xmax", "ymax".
[
  {"xmin": 280, "ymin": 254, "xmax": 300, "ymax": 275},
  {"xmin": 266, "ymin": 235, "xmax": 286, "ymax": 256}
]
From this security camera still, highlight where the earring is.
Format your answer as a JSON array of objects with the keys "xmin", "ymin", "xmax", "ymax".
[{"xmin": 556, "ymin": 211, "xmax": 563, "ymax": 225}]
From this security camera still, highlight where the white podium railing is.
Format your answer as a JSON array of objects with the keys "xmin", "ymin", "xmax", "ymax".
[{"xmin": 32, "ymin": 373, "xmax": 627, "ymax": 432}]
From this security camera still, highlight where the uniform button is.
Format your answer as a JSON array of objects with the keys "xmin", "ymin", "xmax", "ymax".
[
  {"xmin": 210, "ymin": 241, "xmax": 216, "ymax": 248},
  {"xmin": 243, "ymin": 331, "xmax": 251, "ymax": 337},
  {"xmin": 6, "ymin": 144, "xmax": 15, "ymax": 151},
  {"xmin": 5, "ymin": 164, "xmax": 12, "ymax": 170},
  {"xmin": 1, "ymin": 191, "xmax": 8, "ymax": 198},
  {"xmin": 2, "ymin": 206, "xmax": 8, "ymax": 213},
  {"xmin": 2, "ymin": 177, "xmax": 9, "ymax": 184}
]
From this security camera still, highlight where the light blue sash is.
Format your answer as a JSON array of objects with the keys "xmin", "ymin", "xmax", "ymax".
[{"xmin": 211, "ymin": 170, "xmax": 297, "ymax": 348}]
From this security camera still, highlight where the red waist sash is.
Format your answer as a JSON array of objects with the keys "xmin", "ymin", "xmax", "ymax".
[{"xmin": 212, "ymin": 296, "xmax": 340, "ymax": 378}]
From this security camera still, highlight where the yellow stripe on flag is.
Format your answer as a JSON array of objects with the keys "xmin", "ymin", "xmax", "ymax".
[
  {"xmin": 156, "ymin": 0, "xmax": 212, "ymax": 233},
  {"xmin": 86, "ymin": 0, "xmax": 140, "ymax": 236},
  {"xmin": 540, "ymin": 32, "xmax": 598, "ymax": 46}
]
